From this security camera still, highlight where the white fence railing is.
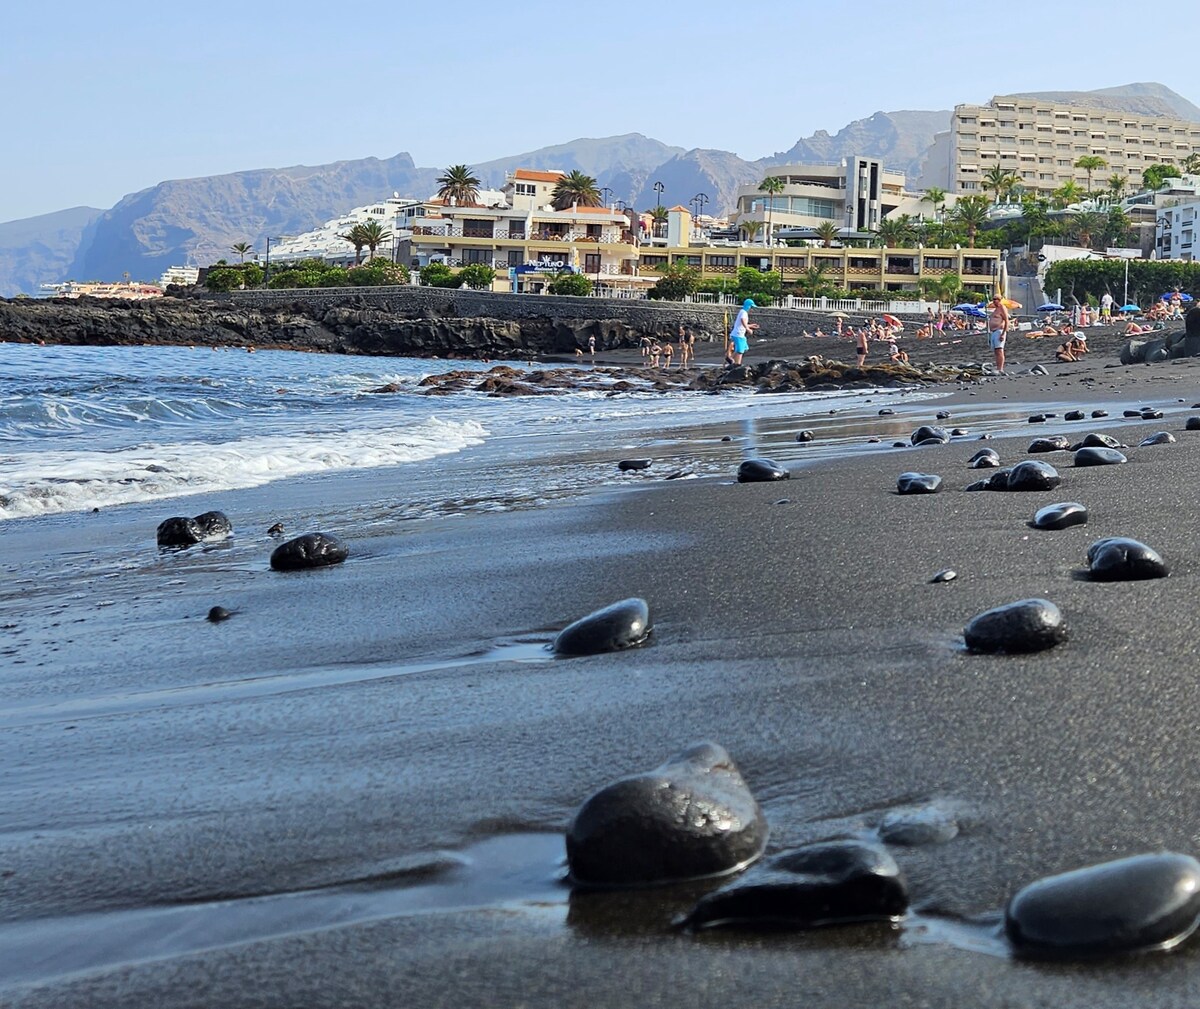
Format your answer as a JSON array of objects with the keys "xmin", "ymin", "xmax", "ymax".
[{"xmin": 679, "ymin": 293, "xmax": 946, "ymax": 315}]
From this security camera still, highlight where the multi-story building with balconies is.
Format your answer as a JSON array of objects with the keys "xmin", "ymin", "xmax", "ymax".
[{"xmin": 950, "ymin": 95, "xmax": 1200, "ymax": 199}]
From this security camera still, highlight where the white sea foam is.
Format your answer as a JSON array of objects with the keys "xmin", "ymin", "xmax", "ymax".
[{"xmin": 0, "ymin": 417, "xmax": 487, "ymax": 520}]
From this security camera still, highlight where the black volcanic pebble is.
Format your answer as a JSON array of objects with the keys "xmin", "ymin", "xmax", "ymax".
[
  {"xmin": 878, "ymin": 408, "xmax": 895, "ymax": 416},
  {"xmin": 867, "ymin": 437, "xmax": 880, "ymax": 443},
  {"xmin": 1033, "ymin": 502, "xmax": 1088, "ymax": 530},
  {"xmin": 683, "ymin": 840, "xmax": 907, "ymax": 931},
  {"xmin": 892, "ymin": 441, "xmax": 907, "ymax": 448},
  {"xmin": 964, "ymin": 598, "xmax": 1066, "ymax": 653},
  {"xmin": 930, "ymin": 569, "xmax": 957, "ymax": 583},
  {"xmin": 737, "ymin": 459, "xmax": 789, "ymax": 483},
  {"xmin": 1123, "ymin": 409, "xmax": 1142, "ymax": 418},
  {"xmin": 1074, "ymin": 446, "xmax": 1127, "ymax": 467},
  {"xmin": 156, "ymin": 516, "xmax": 203, "ymax": 548},
  {"xmin": 194, "ymin": 511, "xmax": 233, "ymax": 539},
  {"xmin": 1187, "ymin": 417, "xmax": 1200, "ymax": 431},
  {"xmin": 1005, "ymin": 853, "xmax": 1200, "ymax": 959},
  {"xmin": 1028, "ymin": 436, "xmax": 1071, "ymax": 453},
  {"xmin": 897, "ymin": 472, "xmax": 942, "ymax": 495},
  {"xmin": 720, "ymin": 435, "xmax": 733, "ymax": 442},
  {"xmin": 554, "ymin": 597, "xmax": 651, "ymax": 655},
  {"xmin": 966, "ymin": 467, "xmax": 1013, "ymax": 492},
  {"xmin": 269, "ymin": 532, "xmax": 349, "ymax": 571},
  {"xmin": 1141, "ymin": 409, "xmax": 1164, "ymax": 420},
  {"xmin": 1078, "ymin": 433, "xmax": 1122, "ymax": 449},
  {"xmin": 795, "ymin": 430, "xmax": 815, "ymax": 442},
  {"xmin": 1086, "ymin": 537, "xmax": 1169, "ymax": 581},
  {"xmin": 1028, "ymin": 414, "xmax": 1048, "ymax": 424},
  {"xmin": 206, "ymin": 606, "xmax": 233, "ymax": 623},
  {"xmin": 951, "ymin": 427, "xmax": 969, "ymax": 436},
  {"xmin": 566, "ymin": 742, "xmax": 767, "ymax": 887},
  {"xmin": 618, "ymin": 459, "xmax": 652, "ymax": 471},
  {"xmin": 936, "ymin": 411, "xmax": 951, "ymax": 420},
  {"xmin": 968, "ymin": 448, "xmax": 1001, "ymax": 469},
  {"xmin": 267, "ymin": 522, "xmax": 285, "ymax": 536},
  {"xmin": 910, "ymin": 426, "xmax": 949, "ymax": 445},
  {"xmin": 879, "ymin": 805, "xmax": 959, "ymax": 845},
  {"xmin": 1091, "ymin": 409, "xmax": 1108, "ymax": 418},
  {"xmin": 1140, "ymin": 432, "xmax": 1176, "ymax": 446},
  {"xmin": 1064, "ymin": 410, "xmax": 1086, "ymax": 421},
  {"xmin": 1006, "ymin": 460, "xmax": 1061, "ymax": 491},
  {"xmin": 978, "ymin": 433, "xmax": 992, "ymax": 440}
]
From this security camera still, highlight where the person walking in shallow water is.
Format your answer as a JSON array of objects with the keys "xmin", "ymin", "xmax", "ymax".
[{"xmin": 728, "ymin": 299, "xmax": 758, "ymax": 366}]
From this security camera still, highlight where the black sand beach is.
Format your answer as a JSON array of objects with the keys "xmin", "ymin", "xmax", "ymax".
[{"xmin": 8, "ymin": 348, "xmax": 1200, "ymax": 1007}]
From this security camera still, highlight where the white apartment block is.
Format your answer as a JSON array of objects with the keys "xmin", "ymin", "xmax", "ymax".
[{"xmin": 950, "ymin": 95, "xmax": 1200, "ymax": 197}]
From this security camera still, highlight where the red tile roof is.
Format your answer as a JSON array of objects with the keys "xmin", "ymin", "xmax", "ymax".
[{"xmin": 514, "ymin": 169, "xmax": 565, "ymax": 183}]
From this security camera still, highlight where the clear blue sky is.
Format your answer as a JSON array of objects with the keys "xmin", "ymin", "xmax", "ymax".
[{"xmin": 4, "ymin": 0, "xmax": 1198, "ymax": 223}]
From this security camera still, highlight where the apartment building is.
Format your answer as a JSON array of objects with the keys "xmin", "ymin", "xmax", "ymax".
[
  {"xmin": 733, "ymin": 158, "xmax": 906, "ymax": 238},
  {"xmin": 950, "ymin": 95, "xmax": 1200, "ymax": 199}
]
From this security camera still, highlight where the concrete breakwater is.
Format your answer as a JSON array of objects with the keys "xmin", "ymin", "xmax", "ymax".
[{"xmin": 0, "ymin": 287, "xmax": 840, "ymax": 359}]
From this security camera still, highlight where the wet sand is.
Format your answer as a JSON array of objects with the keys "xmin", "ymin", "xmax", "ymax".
[{"xmin": 7, "ymin": 351, "xmax": 1200, "ymax": 1006}]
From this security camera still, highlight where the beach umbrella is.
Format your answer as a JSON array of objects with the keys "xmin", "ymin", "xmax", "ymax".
[
  {"xmin": 1120, "ymin": 303, "xmax": 1140, "ymax": 312},
  {"xmin": 881, "ymin": 313, "xmax": 902, "ymax": 327},
  {"xmin": 1037, "ymin": 303, "xmax": 1065, "ymax": 311},
  {"xmin": 830, "ymin": 310, "xmax": 848, "ymax": 318},
  {"xmin": 952, "ymin": 303, "xmax": 977, "ymax": 312},
  {"xmin": 1161, "ymin": 292, "xmax": 1194, "ymax": 301},
  {"xmin": 1001, "ymin": 298, "xmax": 1021, "ymax": 310}
]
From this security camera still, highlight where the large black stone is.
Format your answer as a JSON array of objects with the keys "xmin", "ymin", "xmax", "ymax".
[
  {"xmin": 1074, "ymin": 446, "xmax": 1127, "ymax": 467},
  {"xmin": 683, "ymin": 840, "xmax": 907, "ymax": 930},
  {"xmin": 964, "ymin": 598, "xmax": 1066, "ymax": 654},
  {"xmin": 566, "ymin": 742, "xmax": 767, "ymax": 887},
  {"xmin": 1086, "ymin": 537, "xmax": 1169, "ymax": 581},
  {"xmin": 879, "ymin": 805, "xmax": 959, "ymax": 845},
  {"xmin": 896, "ymin": 472, "xmax": 942, "ymax": 495},
  {"xmin": 1006, "ymin": 853, "xmax": 1200, "ymax": 959},
  {"xmin": 1006, "ymin": 460, "xmax": 1061, "ymax": 491},
  {"xmin": 1028, "ymin": 436, "xmax": 1071, "ymax": 453},
  {"xmin": 795, "ymin": 430, "xmax": 815, "ymax": 442},
  {"xmin": 968, "ymin": 448, "xmax": 1001, "ymax": 469},
  {"xmin": 269, "ymin": 532, "xmax": 349, "ymax": 571},
  {"xmin": 156, "ymin": 516, "xmax": 203, "ymax": 548},
  {"xmin": 737, "ymin": 459, "xmax": 790, "ymax": 483},
  {"xmin": 1065, "ymin": 410, "xmax": 1086, "ymax": 421},
  {"xmin": 554, "ymin": 597, "xmax": 651, "ymax": 655},
  {"xmin": 1140, "ymin": 432, "xmax": 1176, "ymax": 446},
  {"xmin": 194, "ymin": 510, "xmax": 233, "ymax": 539},
  {"xmin": 618, "ymin": 459, "xmax": 652, "ymax": 471},
  {"xmin": 1187, "ymin": 417, "xmax": 1200, "ymax": 431},
  {"xmin": 1033, "ymin": 502, "xmax": 1088, "ymax": 531},
  {"xmin": 1077, "ymin": 433, "xmax": 1122, "ymax": 449},
  {"xmin": 966, "ymin": 467, "xmax": 1014, "ymax": 492},
  {"xmin": 910, "ymin": 426, "xmax": 949, "ymax": 446},
  {"xmin": 1091, "ymin": 410, "xmax": 1108, "ymax": 418}
]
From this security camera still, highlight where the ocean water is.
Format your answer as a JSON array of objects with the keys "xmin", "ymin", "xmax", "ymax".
[{"xmin": 0, "ymin": 343, "xmax": 945, "ymax": 524}]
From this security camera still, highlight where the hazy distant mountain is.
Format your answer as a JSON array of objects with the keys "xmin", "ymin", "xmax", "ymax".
[
  {"xmin": 0, "ymin": 207, "xmax": 102, "ymax": 297},
  {"xmin": 1009, "ymin": 82, "xmax": 1200, "ymax": 123},
  {"xmin": 2, "ymin": 83, "xmax": 1195, "ymax": 295}
]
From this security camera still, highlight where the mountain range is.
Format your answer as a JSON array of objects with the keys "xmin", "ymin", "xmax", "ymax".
[{"xmin": 1, "ymin": 82, "xmax": 1195, "ymax": 297}]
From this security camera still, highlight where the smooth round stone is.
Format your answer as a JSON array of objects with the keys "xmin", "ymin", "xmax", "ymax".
[
  {"xmin": 930, "ymin": 569, "xmax": 957, "ymax": 584},
  {"xmin": 1141, "ymin": 409, "xmax": 1164, "ymax": 420},
  {"xmin": 567, "ymin": 742, "xmax": 767, "ymax": 887},
  {"xmin": 964, "ymin": 598, "xmax": 1066, "ymax": 654},
  {"xmin": 910, "ymin": 425, "xmax": 949, "ymax": 445},
  {"xmin": 737, "ymin": 459, "xmax": 789, "ymax": 483},
  {"xmin": 978, "ymin": 433, "xmax": 992, "ymax": 440},
  {"xmin": 936, "ymin": 411, "xmax": 951, "ymax": 420},
  {"xmin": 867, "ymin": 437, "xmax": 881, "ymax": 443},
  {"xmin": 1078, "ymin": 433, "xmax": 1122, "ymax": 449},
  {"xmin": 879, "ymin": 805, "xmax": 959, "ymax": 846},
  {"xmin": 193, "ymin": 511, "xmax": 233, "ymax": 540},
  {"xmin": 156, "ymin": 516, "xmax": 203, "ymax": 548},
  {"xmin": 1007, "ymin": 460, "xmax": 1061, "ymax": 491},
  {"xmin": 897, "ymin": 472, "xmax": 942, "ymax": 495},
  {"xmin": 968, "ymin": 448, "xmax": 1000, "ymax": 468},
  {"xmin": 1029, "ymin": 364, "xmax": 1049, "ymax": 375},
  {"xmin": 1033, "ymin": 502, "xmax": 1088, "ymax": 531},
  {"xmin": 1028, "ymin": 414, "xmax": 1048, "ymax": 423},
  {"xmin": 1074, "ymin": 446, "xmax": 1127, "ymax": 467},
  {"xmin": 1006, "ymin": 853, "xmax": 1200, "ymax": 959},
  {"xmin": 553, "ymin": 597, "xmax": 651, "ymax": 655},
  {"xmin": 682, "ymin": 840, "xmax": 907, "ymax": 931},
  {"xmin": 795, "ymin": 430, "xmax": 815, "ymax": 442},
  {"xmin": 966, "ymin": 467, "xmax": 1014, "ymax": 492},
  {"xmin": 951, "ymin": 427, "xmax": 969, "ymax": 436},
  {"xmin": 1028, "ymin": 436, "xmax": 1071, "ymax": 453},
  {"xmin": 618, "ymin": 459, "xmax": 652, "ymax": 471},
  {"xmin": 267, "ymin": 521, "xmax": 285, "ymax": 536},
  {"xmin": 1123, "ymin": 409, "xmax": 1143, "ymax": 418},
  {"xmin": 1140, "ymin": 432, "xmax": 1176, "ymax": 446},
  {"xmin": 206, "ymin": 606, "xmax": 233, "ymax": 623},
  {"xmin": 915, "ymin": 437, "xmax": 947, "ymax": 447},
  {"xmin": 1086, "ymin": 537, "xmax": 1169, "ymax": 581},
  {"xmin": 1187, "ymin": 417, "xmax": 1200, "ymax": 431},
  {"xmin": 891, "ymin": 441, "xmax": 907, "ymax": 448},
  {"xmin": 269, "ymin": 532, "xmax": 349, "ymax": 571},
  {"xmin": 720, "ymin": 435, "xmax": 733, "ymax": 442},
  {"xmin": 878, "ymin": 408, "xmax": 895, "ymax": 416},
  {"xmin": 1064, "ymin": 410, "xmax": 1086, "ymax": 421},
  {"xmin": 1091, "ymin": 409, "xmax": 1108, "ymax": 418}
]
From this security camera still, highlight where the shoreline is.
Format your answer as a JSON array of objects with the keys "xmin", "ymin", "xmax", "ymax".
[{"xmin": 7, "ymin": 345, "xmax": 1200, "ymax": 1006}]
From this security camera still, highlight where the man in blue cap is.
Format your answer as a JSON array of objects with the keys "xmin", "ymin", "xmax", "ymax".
[{"xmin": 727, "ymin": 298, "xmax": 759, "ymax": 366}]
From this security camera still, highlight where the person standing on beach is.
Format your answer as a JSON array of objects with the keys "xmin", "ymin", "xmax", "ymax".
[
  {"xmin": 1100, "ymin": 291, "xmax": 1113, "ymax": 322},
  {"xmin": 588, "ymin": 334, "xmax": 596, "ymax": 359},
  {"xmin": 988, "ymin": 294, "xmax": 1010, "ymax": 373},
  {"xmin": 679, "ymin": 326, "xmax": 694, "ymax": 367},
  {"xmin": 728, "ymin": 298, "xmax": 758, "ymax": 366},
  {"xmin": 855, "ymin": 327, "xmax": 868, "ymax": 367}
]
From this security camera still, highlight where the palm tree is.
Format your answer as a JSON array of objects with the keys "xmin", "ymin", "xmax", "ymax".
[
  {"xmin": 796, "ymin": 262, "xmax": 830, "ymax": 297},
  {"xmin": 982, "ymin": 164, "xmax": 1020, "ymax": 204},
  {"xmin": 1107, "ymin": 174, "xmax": 1129, "ymax": 202},
  {"xmin": 1102, "ymin": 206, "xmax": 1132, "ymax": 248},
  {"xmin": 758, "ymin": 176, "xmax": 786, "ymax": 247},
  {"xmin": 551, "ymin": 170, "xmax": 602, "ymax": 210},
  {"xmin": 1183, "ymin": 152, "xmax": 1200, "ymax": 176},
  {"xmin": 950, "ymin": 195, "xmax": 991, "ymax": 248},
  {"xmin": 357, "ymin": 220, "xmax": 392, "ymax": 260},
  {"xmin": 1074, "ymin": 155, "xmax": 1108, "ymax": 197},
  {"xmin": 338, "ymin": 224, "xmax": 369, "ymax": 266},
  {"xmin": 648, "ymin": 205, "xmax": 669, "ymax": 237},
  {"xmin": 230, "ymin": 242, "xmax": 253, "ymax": 263},
  {"xmin": 922, "ymin": 186, "xmax": 947, "ymax": 222},
  {"xmin": 436, "ymin": 164, "xmax": 482, "ymax": 207},
  {"xmin": 1068, "ymin": 211, "xmax": 1105, "ymax": 250},
  {"xmin": 814, "ymin": 221, "xmax": 840, "ymax": 248},
  {"xmin": 1052, "ymin": 180, "xmax": 1085, "ymax": 209},
  {"xmin": 740, "ymin": 219, "xmax": 764, "ymax": 244},
  {"xmin": 874, "ymin": 214, "xmax": 915, "ymax": 249}
]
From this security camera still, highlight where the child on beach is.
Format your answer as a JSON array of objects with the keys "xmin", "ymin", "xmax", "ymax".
[{"xmin": 727, "ymin": 299, "xmax": 758, "ymax": 366}]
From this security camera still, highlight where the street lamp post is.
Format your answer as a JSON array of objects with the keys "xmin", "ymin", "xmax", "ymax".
[
  {"xmin": 691, "ymin": 192, "xmax": 709, "ymax": 239},
  {"xmin": 265, "ymin": 236, "xmax": 272, "ymax": 284},
  {"xmin": 653, "ymin": 181, "xmax": 664, "ymax": 237},
  {"xmin": 600, "ymin": 186, "xmax": 613, "ymax": 209}
]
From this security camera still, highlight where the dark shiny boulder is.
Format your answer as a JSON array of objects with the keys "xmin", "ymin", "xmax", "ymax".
[
  {"xmin": 1065, "ymin": 410, "xmax": 1086, "ymax": 421},
  {"xmin": 1140, "ymin": 432, "xmax": 1176, "ymax": 446},
  {"xmin": 156, "ymin": 516, "xmax": 203, "ymax": 548},
  {"xmin": 683, "ymin": 840, "xmax": 907, "ymax": 931},
  {"xmin": 1032, "ymin": 502, "xmax": 1088, "ymax": 530},
  {"xmin": 1028, "ymin": 436, "xmax": 1071, "ymax": 453},
  {"xmin": 1074, "ymin": 446, "xmax": 1127, "ymax": 467},
  {"xmin": 1006, "ymin": 853, "xmax": 1200, "ymax": 959},
  {"xmin": 964, "ymin": 598, "xmax": 1066, "ymax": 654},
  {"xmin": 795, "ymin": 430, "xmax": 815, "ymax": 442},
  {"xmin": 896, "ymin": 472, "xmax": 942, "ymax": 495},
  {"xmin": 737, "ymin": 459, "xmax": 790, "ymax": 483},
  {"xmin": 910, "ymin": 426, "xmax": 949, "ymax": 445},
  {"xmin": 966, "ymin": 467, "xmax": 1014, "ymax": 492},
  {"xmin": 618, "ymin": 459, "xmax": 652, "ymax": 471},
  {"xmin": 1091, "ymin": 409, "xmax": 1108, "ymax": 418},
  {"xmin": 567, "ymin": 742, "xmax": 767, "ymax": 887},
  {"xmin": 194, "ymin": 510, "xmax": 233, "ymax": 539},
  {"xmin": 1086, "ymin": 537, "xmax": 1169, "ymax": 581},
  {"xmin": 1076, "ymin": 433, "xmax": 1122, "ymax": 450},
  {"xmin": 269, "ymin": 532, "xmax": 349, "ymax": 571},
  {"xmin": 968, "ymin": 448, "xmax": 1000, "ymax": 468},
  {"xmin": 554, "ymin": 597, "xmax": 651, "ymax": 655},
  {"xmin": 1187, "ymin": 417, "xmax": 1200, "ymax": 431},
  {"xmin": 1006, "ymin": 460, "xmax": 1061, "ymax": 491}
]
